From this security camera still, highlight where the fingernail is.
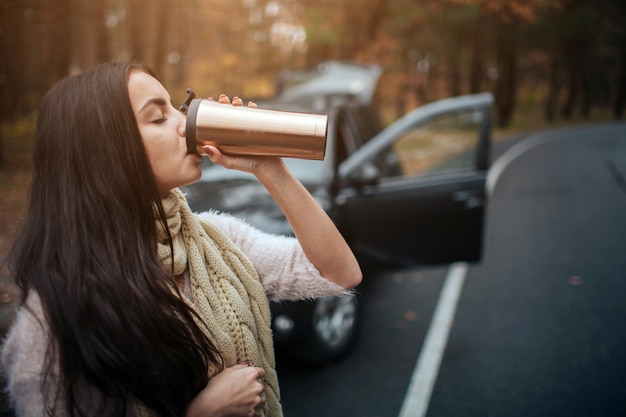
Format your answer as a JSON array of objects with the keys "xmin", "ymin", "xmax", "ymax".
[{"xmin": 203, "ymin": 146, "xmax": 214, "ymax": 157}]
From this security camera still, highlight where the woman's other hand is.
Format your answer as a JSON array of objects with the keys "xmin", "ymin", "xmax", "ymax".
[
  {"xmin": 202, "ymin": 94, "xmax": 283, "ymax": 175},
  {"xmin": 208, "ymin": 93, "xmax": 256, "ymax": 109},
  {"xmin": 186, "ymin": 364, "xmax": 266, "ymax": 417}
]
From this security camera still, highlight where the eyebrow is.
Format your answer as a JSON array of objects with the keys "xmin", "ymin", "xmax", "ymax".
[{"xmin": 138, "ymin": 97, "xmax": 169, "ymax": 114}]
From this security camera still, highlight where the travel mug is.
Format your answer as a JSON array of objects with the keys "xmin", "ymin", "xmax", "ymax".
[{"xmin": 185, "ymin": 99, "xmax": 328, "ymax": 160}]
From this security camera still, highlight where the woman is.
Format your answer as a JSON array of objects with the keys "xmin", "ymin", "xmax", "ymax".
[{"xmin": 1, "ymin": 62, "xmax": 362, "ymax": 417}]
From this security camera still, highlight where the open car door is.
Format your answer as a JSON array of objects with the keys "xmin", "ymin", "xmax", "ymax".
[{"xmin": 334, "ymin": 93, "xmax": 492, "ymax": 267}]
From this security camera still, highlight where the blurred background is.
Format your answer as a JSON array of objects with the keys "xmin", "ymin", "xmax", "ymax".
[{"xmin": 1, "ymin": 3, "xmax": 625, "ymax": 415}]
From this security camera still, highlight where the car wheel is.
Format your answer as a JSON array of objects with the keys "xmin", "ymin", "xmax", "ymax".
[{"xmin": 291, "ymin": 293, "xmax": 361, "ymax": 364}]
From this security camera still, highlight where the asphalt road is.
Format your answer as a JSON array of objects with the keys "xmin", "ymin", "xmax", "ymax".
[{"xmin": 276, "ymin": 122, "xmax": 626, "ymax": 417}]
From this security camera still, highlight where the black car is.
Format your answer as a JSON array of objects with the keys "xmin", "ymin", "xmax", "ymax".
[{"xmin": 182, "ymin": 62, "xmax": 492, "ymax": 364}]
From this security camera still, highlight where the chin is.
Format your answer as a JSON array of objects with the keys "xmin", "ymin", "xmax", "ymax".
[{"xmin": 182, "ymin": 173, "xmax": 202, "ymax": 188}]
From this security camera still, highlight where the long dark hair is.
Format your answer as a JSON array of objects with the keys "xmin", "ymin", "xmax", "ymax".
[{"xmin": 8, "ymin": 62, "xmax": 222, "ymax": 416}]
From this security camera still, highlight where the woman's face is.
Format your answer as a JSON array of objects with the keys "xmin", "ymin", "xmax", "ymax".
[{"xmin": 128, "ymin": 70, "xmax": 203, "ymax": 196}]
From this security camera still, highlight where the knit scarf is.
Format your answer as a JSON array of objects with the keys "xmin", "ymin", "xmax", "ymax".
[{"xmin": 137, "ymin": 188, "xmax": 281, "ymax": 417}]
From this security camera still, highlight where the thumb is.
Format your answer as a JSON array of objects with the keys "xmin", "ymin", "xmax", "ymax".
[{"xmin": 230, "ymin": 363, "xmax": 249, "ymax": 370}]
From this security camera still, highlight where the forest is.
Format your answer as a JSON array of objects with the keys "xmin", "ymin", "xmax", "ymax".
[{"xmin": 0, "ymin": 0, "xmax": 625, "ymax": 162}]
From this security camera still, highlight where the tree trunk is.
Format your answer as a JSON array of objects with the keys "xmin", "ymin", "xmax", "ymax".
[
  {"xmin": 93, "ymin": 0, "xmax": 110, "ymax": 63},
  {"xmin": 544, "ymin": 55, "xmax": 561, "ymax": 123},
  {"xmin": 0, "ymin": 125, "xmax": 4, "ymax": 168},
  {"xmin": 468, "ymin": 15, "xmax": 485, "ymax": 94},
  {"xmin": 128, "ymin": 0, "xmax": 146, "ymax": 62},
  {"xmin": 449, "ymin": 47, "xmax": 462, "ymax": 97},
  {"xmin": 169, "ymin": 2, "xmax": 188, "ymax": 87},
  {"xmin": 494, "ymin": 20, "xmax": 517, "ymax": 128},
  {"xmin": 560, "ymin": 42, "xmax": 578, "ymax": 120},
  {"xmin": 363, "ymin": 0, "xmax": 387, "ymax": 45},
  {"xmin": 153, "ymin": 0, "xmax": 170, "ymax": 76},
  {"xmin": 47, "ymin": 0, "xmax": 72, "ymax": 82},
  {"xmin": 0, "ymin": 0, "xmax": 21, "ymax": 167},
  {"xmin": 614, "ymin": 48, "xmax": 626, "ymax": 120},
  {"xmin": 579, "ymin": 50, "xmax": 591, "ymax": 119}
]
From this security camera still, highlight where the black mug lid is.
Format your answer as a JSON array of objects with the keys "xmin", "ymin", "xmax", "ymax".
[{"xmin": 185, "ymin": 98, "xmax": 202, "ymax": 154}]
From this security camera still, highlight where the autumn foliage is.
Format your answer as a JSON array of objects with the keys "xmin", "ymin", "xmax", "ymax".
[{"xmin": 0, "ymin": 0, "xmax": 624, "ymax": 140}]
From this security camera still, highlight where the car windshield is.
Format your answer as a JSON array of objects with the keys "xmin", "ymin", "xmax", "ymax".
[{"xmin": 199, "ymin": 157, "xmax": 327, "ymax": 183}]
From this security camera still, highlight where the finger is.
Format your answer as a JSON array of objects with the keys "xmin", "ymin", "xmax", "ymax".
[
  {"xmin": 247, "ymin": 101, "xmax": 258, "ymax": 108},
  {"xmin": 254, "ymin": 397, "xmax": 266, "ymax": 417},
  {"xmin": 207, "ymin": 96, "xmax": 215, "ymax": 101},
  {"xmin": 202, "ymin": 145, "xmax": 220, "ymax": 160},
  {"xmin": 218, "ymin": 94, "xmax": 230, "ymax": 104},
  {"xmin": 232, "ymin": 96, "xmax": 244, "ymax": 107},
  {"xmin": 252, "ymin": 366, "xmax": 266, "ymax": 379}
]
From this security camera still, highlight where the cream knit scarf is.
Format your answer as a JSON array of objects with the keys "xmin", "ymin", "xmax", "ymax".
[{"xmin": 136, "ymin": 188, "xmax": 281, "ymax": 417}]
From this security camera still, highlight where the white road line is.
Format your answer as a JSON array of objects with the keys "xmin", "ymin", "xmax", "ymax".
[{"xmin": 398, "ymin": 262, "xmax": 469, "ymax": 417}]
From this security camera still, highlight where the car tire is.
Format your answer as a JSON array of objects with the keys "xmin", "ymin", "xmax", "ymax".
[{"xmin": 290, "ymin": 293, "xmax": 361, "ymax": 365}]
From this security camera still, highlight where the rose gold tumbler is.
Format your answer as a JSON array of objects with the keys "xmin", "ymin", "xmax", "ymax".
[{"xmin": 185, "ymin": 99, "xmax": 328, "ymax": 160}]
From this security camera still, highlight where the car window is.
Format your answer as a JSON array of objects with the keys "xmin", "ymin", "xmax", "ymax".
[
  {"xmin": 348, "ymin": 106, "xmax": 383, "ymax": 145},
  {"xmin": 333, "ymin": 109, "xmax": 361, "ymax": 170},
  {"xmin": 333, "ymin": 105, "xmax": 383, "ymax": 171},
  {"xmin": 371, "ymin": 109, "xmax": 483, "ymax": 181}
]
